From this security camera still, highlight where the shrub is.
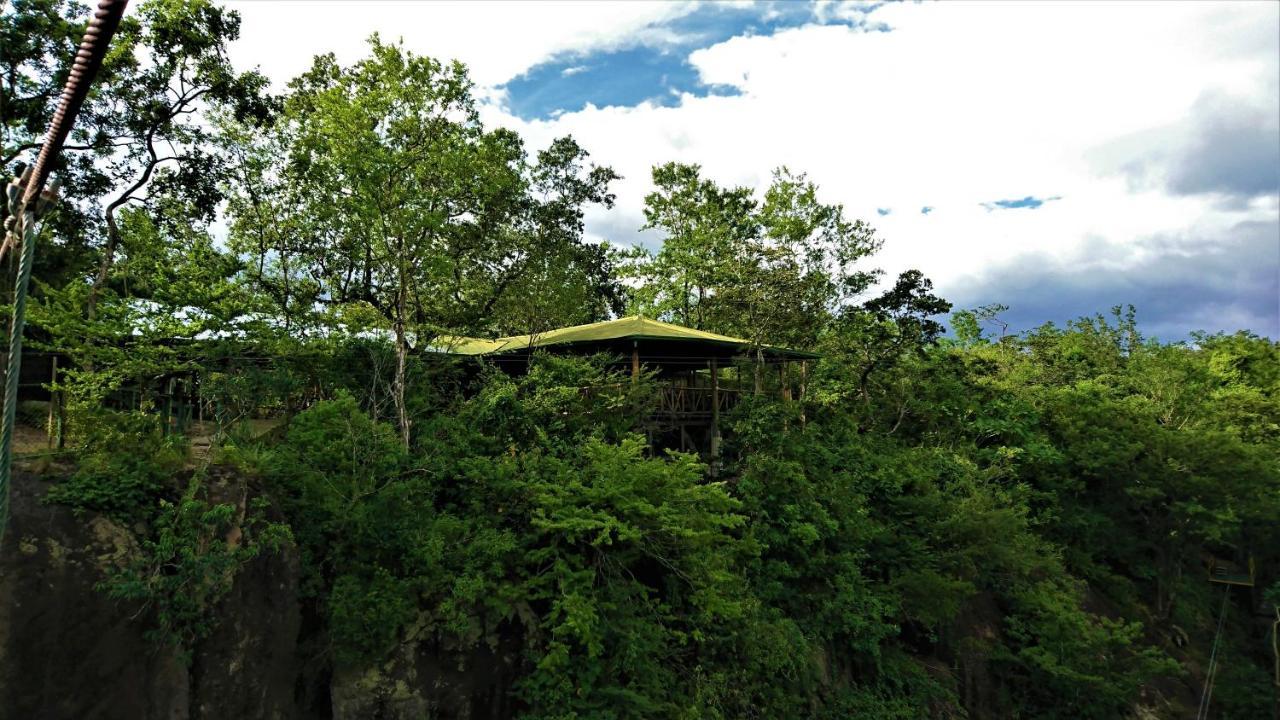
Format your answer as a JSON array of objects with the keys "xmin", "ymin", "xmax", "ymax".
[
  {"xmin": 100, "ymin": 473, "xmax": 292, "ymax": 661},
  {"xmin": 46, "ymin": 409, "xmax": 186, "ymax": 522}
]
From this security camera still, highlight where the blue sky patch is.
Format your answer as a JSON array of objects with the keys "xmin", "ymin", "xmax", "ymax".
[
  {"xmin": 982, "ymin": 195, "xmax": 1062, "ymax": 211},
  {"xmin": 501, "ymin": 2, "xmax": 887, "ymax": 120},
  {"xmin": 502, "ymin": 46, "xmax": 742, "ymax": 120},
  {"xmin": 921, "ymin": 206, "xmax": 934, "ymax": 215},
  {"xmin": 877, "ymin": 207, "xmax": 891, "ymax": 216}
]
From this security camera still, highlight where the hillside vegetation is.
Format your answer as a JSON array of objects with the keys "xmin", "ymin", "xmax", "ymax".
[{"xmin": 2, "ymin": 2, "xmax": 1277, "ymax": 718}]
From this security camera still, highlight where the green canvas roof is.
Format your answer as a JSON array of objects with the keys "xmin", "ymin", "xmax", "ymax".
[{"xmin": 436, "ymin": 315, "xmax": 818, "ymax": 360}]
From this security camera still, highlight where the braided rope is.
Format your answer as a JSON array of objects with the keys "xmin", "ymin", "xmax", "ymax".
[
  {"xmin": 0, "ymin": 196, "xmax": 40, "ymax": 538},
  {"xmin": 0, "ymin": 0, "xmax": 129, "ymax": 543}
]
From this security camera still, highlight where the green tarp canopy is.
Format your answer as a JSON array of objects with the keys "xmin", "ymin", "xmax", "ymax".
[{"xmin": 434, "ymin": 315, "xmax": 818, "ymax": 362}]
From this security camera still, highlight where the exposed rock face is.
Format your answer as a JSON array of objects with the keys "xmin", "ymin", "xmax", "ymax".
[
  {"xmin": 190, "ymin": 466, "xmax": 305, "ymax": 720},
  {"xmin": 330, "ymin": 620, "xmax": 523, "ymax": 720},
  {"xmin": 0, "ymin": 470, "xmax": 302, "ymax": 720},
  {"xmin": 189, "ymin": 513, "xmax": 304, "ymax": 720},
  {"xmin": 0, "ymin": 470, "xmax": 519, "ymax": 720},
  {"xmin": 0, "ymin": 470, "xmax": 182, "ymax": 719}
]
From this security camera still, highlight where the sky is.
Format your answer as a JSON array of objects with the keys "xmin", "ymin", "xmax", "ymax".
[{"xmin": 221, "ymin": 0, "xmax": 1280, "ymax": 340}]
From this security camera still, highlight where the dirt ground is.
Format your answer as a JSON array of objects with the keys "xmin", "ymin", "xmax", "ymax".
[{"xmin": 9, "ymin": 414, "xmax": 286, "ymax": 464}]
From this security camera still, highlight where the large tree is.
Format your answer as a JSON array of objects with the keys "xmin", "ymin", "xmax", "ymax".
[
  {"xmin": 633, "ymin": 164, "xmax": 881, "ymax": 350},
  {"xmin": 82, "ymin": 0, "xmax": 270, "ymax": 319},
  {"xmin": 2, "ymin": 0, "xmax": 270, "ymax": 313},
  {"xmin": 2, "ymin": 0, "xmax": 119, "ymax": 285},
  {"xmin": 229, "ymin": 37, "xmax": 618, "ymax": 446},
  {"xmin": 635, "ymin": 161, "xmax": 757, "ymax": 330}
]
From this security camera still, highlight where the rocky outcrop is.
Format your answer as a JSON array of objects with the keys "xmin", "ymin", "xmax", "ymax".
[
  {"xmin": 330, "ymin": 618, "xmax": 524, "ymax": 720},
  {"xmin": 0, "ymin": 469, "xmax": 521, "ymax": 720},
  {"xmin": 0, "ymin": 470, "xmax": 302, "ymax": 720}
]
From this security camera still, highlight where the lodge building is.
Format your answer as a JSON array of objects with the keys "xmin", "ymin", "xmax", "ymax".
[{"xmin": 439, "ymin": 315, "xmax": 818, "ymax": 461}]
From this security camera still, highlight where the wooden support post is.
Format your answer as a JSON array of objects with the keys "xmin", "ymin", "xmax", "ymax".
[
  {"xmin": 781, "ymin": 362, "xmax": 791, "ymax": 401},
  {"xmin": 710, "ymin": 357, "xmax": 720, "ymax": 476},
  {"xmin": 55, "ymin": 390, "xmax": 64, "ymax": 449},
  {"xmin": 176, "ymin": 376, "xmax": 188, "ymax": 435},
  {"xmin": 162, "ymin": 377, "xmax": 173, "ymax": 435},
  {"xmin": 711, "ymin": 358, "xmax": 719, "ymax": 426},
  {"xmin": 754, "ymin": 349, "xmax": 763, "ymax": 395},
  {"xmin": 670, "ymin": 372, "xmax": 677, "ymax": 428},
  {"xmin": 799, "ymin": 361, "xmax": 808, "ymax": 426}
]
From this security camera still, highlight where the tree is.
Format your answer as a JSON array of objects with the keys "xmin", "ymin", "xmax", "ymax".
[
  {"xmin": 726, "ymin": 167, "xmax": 881, "ymax": 355},
  {"xmin": 1, "ymin": 0, "xmax": 85, "ymax": 170},
  {"xmin": 29, "ymin": 191, "xmax": 245, "ymax": 416},
  {"xmin": 483, "ymin": 137, "xmax": 624, "ymax": 334},
  {"xmin": 236, "ymin": 37, "xmax": 617, "ymax": 446},
  {"xmin": 951, "ymin": 303, "xmax": 1010, "ymax": 347},
  {"xmin": 221, "ymin": 117, "xmax": 320, "ymax": 332},
  {"xmin": 634, "ymin": 161, "xmax": 757, "ymax": 329},
  {"xmin": 81, "ymin": 0, "xmax": 271, "ymax": 319},
  {"xmin": 831, "ymin": 269, "xmax": 952, "ymax": 417},
  {"xmin": 633, "ymin": 164, "xmax": 881, "ymax": 352},
  {"xmin": 4, "ymin": 0, "xmax": 272, "ymax": 318},
  {"xmin": 2, "ymin": 0, "xmax": 119, "ymax": 286}
]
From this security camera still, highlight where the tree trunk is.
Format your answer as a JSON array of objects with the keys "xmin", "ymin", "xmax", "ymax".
[
  {"xmin": 279, "ymin": 231, "xmax": 291, "ymax": 332},
  {"xmin": 364, "ymin": 242, "xmax": 374, "ymax": 303},
  {"xmin": 87, "ymin": 144, "xmax": 168, "ymax": 321},
  {"xmin": 393, "ymin": 284, "xmax": 411, "ymax": 450},
  {"xmin": 86, "ymin": 210, "xmax": 121, "ymax": 321}
]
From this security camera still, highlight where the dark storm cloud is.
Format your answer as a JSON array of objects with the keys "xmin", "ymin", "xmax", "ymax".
[
  {"xmin": 1166, "ymin": 94, "xmax": 1280, "ymax": 200},
  {"xmin": 1104, "ymin": 91, "xmax": 1280, "ymax": 204},
  {"xmin": 944, "ymin": 219, "xmax": 1280, "ymax": 341}
]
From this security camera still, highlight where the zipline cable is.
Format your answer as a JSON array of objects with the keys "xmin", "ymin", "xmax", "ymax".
[
  {"xmin": 0, "ymin": 0, "xmax": 130, "ymax": 543},
  {"xmin": 1196, "ymin": 583, "xmax": 1232, "ymax": 720}
]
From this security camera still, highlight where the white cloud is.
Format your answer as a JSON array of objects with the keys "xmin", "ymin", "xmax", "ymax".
[
  {"xmin": 225, "ymin": 0, "xmax": 697, "ymax": 88},
  {"xmin": 223, "ymin": 0, "xmax": 1280, "ymax": 335},
  {"xmin": 480, "ymin": 2, "xmax": 1278, "ymax": 332}
]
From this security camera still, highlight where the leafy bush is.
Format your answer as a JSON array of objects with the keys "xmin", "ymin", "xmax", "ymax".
[
  {"xmin": 328, "ymin": 567, "xmax": 417, "ymax": 665},
  {"xmin": 46, "ymin": 409, "xmax": 186, "ymax": 522},
  {"xmin": 99, "ymin": 474, "xmax": 292, "ymax": 661},
  {"xmin": 28, "ymin": 320, "xmax": 1275, "ymax": 716}
]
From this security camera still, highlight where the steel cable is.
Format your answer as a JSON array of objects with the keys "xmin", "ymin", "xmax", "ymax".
[{"xmin": 1196, "ymin": 584, "xmax": 1232, "ymax": 720}]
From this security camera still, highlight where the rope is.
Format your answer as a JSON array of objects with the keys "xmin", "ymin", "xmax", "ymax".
[
  {"xmin": 0, "ymin": 198, "xmax": 38, "ymax": 539},
  {"xmin": 0, "ymin": 0, "xmax": 129, "ymax": 543},
  {"xmin": 1196, "ymin": 584, "xmax": 1232, "ymax": 720}
]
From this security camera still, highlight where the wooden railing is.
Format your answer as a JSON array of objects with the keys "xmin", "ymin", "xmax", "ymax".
[
  {"xmin": 579, "ymin": 382, "xmax": 754, "ymax": 422},
  {"xmin": 654, "ymin": 385, "xmax": 742, "ymax": 418}
]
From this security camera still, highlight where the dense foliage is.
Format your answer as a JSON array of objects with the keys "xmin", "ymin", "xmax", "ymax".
[{"xmin": 3, "ymin": 2, "xmax": 1277, "ymax": 717}]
